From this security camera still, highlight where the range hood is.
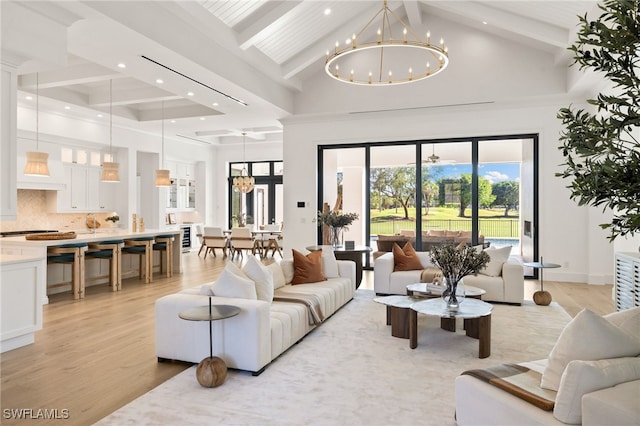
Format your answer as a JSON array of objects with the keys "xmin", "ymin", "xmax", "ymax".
[{"xmin": 17, "ymin": 181, "xmax": 66, "ymax": 191}]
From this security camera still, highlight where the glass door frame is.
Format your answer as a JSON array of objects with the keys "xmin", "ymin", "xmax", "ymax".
[
  {"xmin": 228, "ymin": 161, "xmax": 283, "ymax": 229},
  {"xmin": 317, "ymin": 133, "xmax": 538, "ymax": 276}
]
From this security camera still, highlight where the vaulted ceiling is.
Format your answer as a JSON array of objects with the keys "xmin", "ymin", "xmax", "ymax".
[{"xmin": 4, "ymin": 0, "xmax": 598, "ymax": 145}]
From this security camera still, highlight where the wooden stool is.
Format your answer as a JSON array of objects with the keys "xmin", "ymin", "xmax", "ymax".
[
  {"xmin": 123, "ymin": 237, "xmax": 155, "ymax": 283},
  {"xmin": 153, "ymin": 234, "xmax": 175, "ymax": 278},
  {"xmin": 47, "ymin": 242, "xmax": 88, "ymax": 300},
  {"xmin": 86, "ymin": 239, "xmax": 124, "ymax": 291}
]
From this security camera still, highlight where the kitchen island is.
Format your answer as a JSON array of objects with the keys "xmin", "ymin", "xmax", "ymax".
[
  {"xmin": 0, "ymin": 228, "xmax": 183, "ymax": 305},
  {"xmin": 0, "ymin": 254, "xmax": 45, "ymax": 352}
]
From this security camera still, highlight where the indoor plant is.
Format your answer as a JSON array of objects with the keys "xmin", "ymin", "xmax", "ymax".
[
  {"xmin": 105, "ymin": 215, "xmax": 120, "ymax": 227},
  {"xmin": 317, "ymin": 210, "xmax": 359, "ymax": 247},
  {"xmin": 430, "ymin": 244, "xmax": 490, "ymax": 311},
  {"xmin": 556, "ymin": 0, "xmax": 640, "ymax": 242}
]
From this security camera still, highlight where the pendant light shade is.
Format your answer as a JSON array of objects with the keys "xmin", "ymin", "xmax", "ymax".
[
  {"xmin": 24, "ymin": 151, "xmax": 50, "ymax": 176},
  {"xmin": 101, "ymin": 162, "xmax": 120, "ymax": 182},
  {"xmin": 101, "ymin": 79, "xmax": 120, "ymax": 182},
  {"xmin": 155, "ymin": 101, "xmax": 171, "ymax": 186},
  {"xmin": 232, "ymin": 132, "xmax": 254, "ymax": 193},
  {"xmin": 155, "ymin": 169, "xmax": 171, "ymax": 186},
  {"xmin": 24, "ymin": 72, "xmax": 50, "ymax": 177}
]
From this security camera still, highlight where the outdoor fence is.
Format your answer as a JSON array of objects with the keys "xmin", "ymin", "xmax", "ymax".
[{"xmin": 370, "ymin": 218, "xmax": 520, "ymax": 238}]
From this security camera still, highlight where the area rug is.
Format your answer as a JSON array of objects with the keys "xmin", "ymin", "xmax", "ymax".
[{"xmin": 97, "ymin": 290, "xmax": 571, "ymax": 425}]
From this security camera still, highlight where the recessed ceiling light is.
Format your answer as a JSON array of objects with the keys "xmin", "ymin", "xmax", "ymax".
[
  {"xmin": 64, "ymin": 106, "xmax": 71, "ymax": 110},
  {"xmin": 212, "ymin": 102, "xmax": 219, "ymax": 106},
  {"xmin": 25, "ymin": 95, "xmax": 33, "ymax": 100},
  {"xmin": 97, "ymin": 114, "xmax": 103, "ymax": 118},
  {"xmin": 156, "ymin": 78, "xmax": 164, "ymax": 84},
  {"xmin": 187, "ymin": 91, "xmax": 194, "ymax": 96},
  {"xmin": 170, "ymin": 120, "xmax": 176, "ymax": 123},
  {"xmin": 482, "ymin": 21, "xmax": 488, "ymax": 25},
  {"xmin": 199, "ymin": 117, "xmax": 205, "ymax": 121},
  {"xmin": 117, "ymin": 63, "xmax": 126, "ymax": 68},
  {"xmin": 324, "ymin": 8, "xmax": 331, "ymax": 16}
]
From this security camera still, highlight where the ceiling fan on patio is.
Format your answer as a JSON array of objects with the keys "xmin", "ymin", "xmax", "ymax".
[{"xmin": 409, "ymin": 145, "xmax": 456, "ymax": 165}]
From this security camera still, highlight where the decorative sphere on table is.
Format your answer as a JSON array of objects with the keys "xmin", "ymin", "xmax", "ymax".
[
  {"xmin": 533, "ymin": 290, "xmax": 552, "ymax": 306},
  {"xmin": 196, "ymin": 356, "xmax": 227, "ymax": 387}
]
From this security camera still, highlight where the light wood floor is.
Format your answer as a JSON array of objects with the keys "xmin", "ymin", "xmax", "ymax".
[{"xmin": 0, "ymin": 251, "xmax": 614, "ymax": 425}]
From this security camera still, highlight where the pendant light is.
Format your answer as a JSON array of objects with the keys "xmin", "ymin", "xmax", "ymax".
[
  {"xmin": 232, "ymin": 132, "xmax": 255, "ymax": 193},
  {"xmin": 101, "ymin": 79, "xmax": 120, "ymax": 182},
  {"xmin": 23, "ymin": 73, "xmax": 50, "ymax": 177},
  {"xmin": 155, "ymin": 100, "xmax": 171, "ymax": 186}
]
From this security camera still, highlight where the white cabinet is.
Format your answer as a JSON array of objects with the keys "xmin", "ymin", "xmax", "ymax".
[
  {"xmin": 166, "ymin": 160, "xmax": 197, "ymax": 210},
  {"xmin": 614, "ymin": 252, "xmax": 640, "ymax": 311},
  {"xmin": 47, "ymin": 164, "xmax": 117, "ymax": 212},
  {"xmin": 1, "ymin": 255, "xmax": 45, "ymax": 353}
]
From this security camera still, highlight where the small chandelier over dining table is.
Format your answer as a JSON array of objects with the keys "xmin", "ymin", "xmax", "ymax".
[
  {"xmin": 232, "ymin": 132, "xmax": 255, "ymax": 193},
  {"xmin": 324, "ymin": 0, "xmax": 449, "ymax": 86}
]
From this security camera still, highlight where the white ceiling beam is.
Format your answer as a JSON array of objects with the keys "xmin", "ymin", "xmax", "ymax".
[
  {"xmin": 425, "ymin": 1, "xmax": 569, "ymax": 49},
  {"xmin": 237, "ymin": 1, "xmax": 303, "ymax": 50},
  {"xmin": 403, "ymin": 1, "xmax": 422, "ymax": 29},
  {"xmin": 138, "ymin": 104, "xmax": 221, "ymax": 121},
  {"xmin": 88, "ymin": 86, "xmax": 180, "ymax": 107},
  {"xmin": 18, "ymin": 64, "xmax": 122, "ymax": 89}
]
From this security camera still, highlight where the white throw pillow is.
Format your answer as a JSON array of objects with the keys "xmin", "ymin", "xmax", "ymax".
[
  {"xmin": 554, "ymin": 357, "xmax": 640, "ymax": 424},
  {"xmin": 541, "ymin": 308, "xmax": 640, "ymax": 391},
  {"xmin": 604, "ymin": 306, "xmax": 640, "ymax": 342},
  {"xmin": 266, "ymin": 262, "xmax": 286, "ymax": 290},
  {"xmin": 243, "ymin": 254, "xmax": 274, "ymax": 303},
  {"xmin": 212, "ymin": 267, "xmax": 257, "ymax": 300},
  {"xmin": 224, "ymin": 260, "xmax": 247, "ymax": 278},
  {"xmin": 199, "ymin": 283, "xmax": 214, "ymax": 296},
  {"xmin": 319, "ymin": 246, "xmax": 340, "ymax": 278},
  {"xmin": 280, "ymin": 259, "xmax": 295, "ymax": 284},
  {"xmin": 480, "ymin": 246, "xmax": 511, "ymax": 277}
]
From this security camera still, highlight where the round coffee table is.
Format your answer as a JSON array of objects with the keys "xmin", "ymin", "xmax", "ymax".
[
  {"xmin": 410, "ymin": 298, "xmax": 493, "ymax": 358},
  {"xmin": 179, "ymin": 298, "xmax": 240, "ymax": 387},
  {"xmin": 406, "ymin": 283, "xmax": 486, "ymax": 299},
  {"xmin": 373, "ymin": 295, "xmax": 423, "ymax": 339}
]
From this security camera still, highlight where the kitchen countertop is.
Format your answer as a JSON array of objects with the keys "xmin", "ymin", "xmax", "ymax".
[{"xmin": 0, "ymin": 228, "xmax": 183, "ymax": 247}]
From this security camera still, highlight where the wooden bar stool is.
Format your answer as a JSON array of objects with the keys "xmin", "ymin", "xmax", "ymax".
[
  {"xmin": 86, "ymin": 239, "xmax": 124, "ymax": 291},
  {"xmin": 47, "ymin": 242, "xmax": 88, "ymax": 300},
  {"xmin": 153, "ymin": 234, "xmax": 175, "ymax": 278},
  {"xmin": 123, "ymin": 237, "xmax": 155, "ymax": 283}
]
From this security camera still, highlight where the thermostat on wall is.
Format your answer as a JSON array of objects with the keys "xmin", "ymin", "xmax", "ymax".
[{"xmin": 297, "ymin": 201, "xmax": 305, "ymax": 208}]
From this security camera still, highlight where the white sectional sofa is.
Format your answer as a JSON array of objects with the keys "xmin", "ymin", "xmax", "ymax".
[
  {"xmin": 455, "ymin": 306, "xmax": 640, "ymax": 425},
  {"xmin": 155, "ymin": 256, "xmax": 355, "ymax": 375},
  {"xmin": 373, "ymin": 250, "xmax": 524, "ymax": 304}
]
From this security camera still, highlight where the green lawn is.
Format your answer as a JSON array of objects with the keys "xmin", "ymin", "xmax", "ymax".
[{"xmin": 369, "ymin": 206, "xmax": 520, "ymax": 238}]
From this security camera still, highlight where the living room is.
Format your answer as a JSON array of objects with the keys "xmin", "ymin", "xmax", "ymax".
[{"xmin": 1, "ymin": 0, "xmax": 639, "ymax": 424}]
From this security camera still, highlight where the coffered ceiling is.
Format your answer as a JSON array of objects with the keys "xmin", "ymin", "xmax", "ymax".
[{"xmin": 5, "ymin": 0, "xmax": 598, "ymax": 146}]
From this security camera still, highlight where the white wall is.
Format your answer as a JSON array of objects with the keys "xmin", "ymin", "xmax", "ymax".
[{"xmin": 282, "ymin": 100, "xmax": 619, "ymax": 284}]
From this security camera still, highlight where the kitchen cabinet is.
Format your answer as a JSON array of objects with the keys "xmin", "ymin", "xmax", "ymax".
[
  {"xmin": 47, "ymin": 163, "xmax": 117, "ymax": 212},
  {"xmin": 166, "ymin": 160, "xmax": 197, "ymax": 210},
  {"xmin": 1, "ymin": 254, "xmax": 45, "ymax": 352}
]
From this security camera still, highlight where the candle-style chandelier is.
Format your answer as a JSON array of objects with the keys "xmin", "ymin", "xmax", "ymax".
[
  {"xmin": 232, "ymin": 132, "xmax": 255, "ymax": 193},
  {"xmin": 325, "ymin": 0, "xmax": 449, "ymax": 86}
]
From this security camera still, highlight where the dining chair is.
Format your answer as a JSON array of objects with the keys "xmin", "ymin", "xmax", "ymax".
[
  {"xmin": 229, "ymin": 227, "xmax": 256, "ymax": 259},
  {"xmin": 202, "ymin": 226, "xmax": 228, "ymax": 258}
]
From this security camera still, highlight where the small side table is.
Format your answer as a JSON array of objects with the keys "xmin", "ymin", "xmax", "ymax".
[
  {"xmin": 306, "ymin": 245, "xmax": 373, "ymax": 289},
  {"xmin": 179, "ymin": 299, "xmax": 240, "ymax": 387},
  {"xmin": 523, "ymin": 257, "xmax": 561, "ymax": 306}
]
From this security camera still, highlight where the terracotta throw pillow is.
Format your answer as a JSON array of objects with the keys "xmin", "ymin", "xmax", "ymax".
[
  {"xmin": 291, "ymin": 249, "xmax": 326, "ymax": 284},
  {"xmin": 392, "ymin": 242, "xmax": 423, "ymax": 271}
]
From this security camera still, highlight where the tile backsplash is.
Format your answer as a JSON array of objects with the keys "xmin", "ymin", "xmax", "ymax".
[{"xmin": 0, "ymin": 190, "xmax": 119, "ymax": 232}]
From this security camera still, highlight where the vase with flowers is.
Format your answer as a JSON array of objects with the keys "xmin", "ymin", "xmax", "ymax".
[
  {"xmin": 316, "ymin": 210, "xmax": 359, "ymax": 248},
  {"xmin": 430, "ymin": 244, "xmax": 490, "ymax": 311}
]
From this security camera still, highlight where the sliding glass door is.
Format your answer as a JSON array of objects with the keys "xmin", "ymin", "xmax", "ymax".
[{"xmin": 318, "ymin": 134, "xmax": 537, "ymax": 273}]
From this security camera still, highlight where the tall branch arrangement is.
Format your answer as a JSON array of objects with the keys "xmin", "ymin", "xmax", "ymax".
[{"xmin": 556, "ymin": 0, "xmax": 640, "ymax": 241}]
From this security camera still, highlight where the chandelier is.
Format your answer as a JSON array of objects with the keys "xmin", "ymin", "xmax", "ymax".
[
  {"xmin": 24, "ymin": 73, "xmax": 50, "ymax": 177},
  {"xmin": 232, "ymin": 132, "xmax": 254, "ymax": 193},
  {"xmin": 325, "ymin": 0, "xmax": 449, "ymax": 86},
  {"xmin": 155, "ymin": 101, "xmax": 171, "ymax": 186},
  {"xmin": 101, "ymin": 79, "xmax": 120, "ymax": 182}
]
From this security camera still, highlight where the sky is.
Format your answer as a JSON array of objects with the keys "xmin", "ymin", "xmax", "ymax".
[{"xmin": 428, "ymin": 162, "xmax": 520, "ymax": 183}]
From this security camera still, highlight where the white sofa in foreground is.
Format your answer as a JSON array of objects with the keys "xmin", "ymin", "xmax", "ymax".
[
  {"xmin": 455, "ymin": 306, "xmax": 640, "ymax": 425},
  {"xmin": 155, "ymin": 254, "xmax": 355, "ymax": 375},
  {"xmin": 373, "ymin": 249, "xmax": 524, "ymax": 304}
]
